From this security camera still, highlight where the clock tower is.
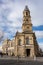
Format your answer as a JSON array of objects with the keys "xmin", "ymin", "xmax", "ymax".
[{"xmin": 22, "ymin": 6, "xmax": 32, "ymax": 33}]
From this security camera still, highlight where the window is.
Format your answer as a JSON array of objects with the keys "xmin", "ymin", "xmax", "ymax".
[
  {"xmin": 26, "ymin": 37, "xmax": 29, "ymax": 45},
  {"xmin": 26, "ymin": 12, "xmax": 28, "ymax": 15},
  {"xmin": 18, "ymin": 39, "xmax": 21, "ymax": 45},
  {"xmin": 11, "ymin": 42, "xmax": 13, "ymax": 47}
]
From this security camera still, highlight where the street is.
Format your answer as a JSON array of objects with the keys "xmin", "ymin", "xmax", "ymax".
[
  {"xmin": 0, "ymin": 57, "xmax": 43, "ymax": 65},
  {"xmin": 0, "ymin": 59, "xmax": 43, "ymax": 65}
]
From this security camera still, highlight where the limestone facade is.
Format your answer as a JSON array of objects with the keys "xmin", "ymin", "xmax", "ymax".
[
  {"xmin": 2, "ymin": 39, "xmax": 10, "ymax": 54},
  {"xmin": 2, "ymin": 39, "xmax": 14, "ymax": 55},
  {"xmin": 8, "ymin": 38, "xmax": 15, "ymax": 56}
]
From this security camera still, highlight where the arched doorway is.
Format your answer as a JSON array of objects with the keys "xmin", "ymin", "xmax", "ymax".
[{"xmin": 26, "ymin": 49, "xmax": 30, "ymax": 56}]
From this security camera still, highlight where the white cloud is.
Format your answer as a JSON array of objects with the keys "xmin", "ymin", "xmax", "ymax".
[
  {"xmin": 0, "ymin": 0, "xmax": 43, "ymax": 46},
  {"xmin": 0, "ymin": 0, "xmax": 43, "ymax": 29},
  {"xmin": 0, "ymin": 0, "xmax": 43, "ymax": 27},
  {"xmin": 0, "ymin": 30, "xmax": 4, "ymax": 38},
  {"xmin": 6, "ymin": 19, "xmax": 22, "ymax": 27},
  {"xmin": 34, "ymin": 31, "xmax": 43, "ymax": 38}
]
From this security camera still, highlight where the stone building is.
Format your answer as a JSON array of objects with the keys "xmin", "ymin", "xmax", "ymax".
[
  {"xmin": 14, "ymin": 6, "xmax": 39, "ymax": 57},
  {"xmin": 2, "ymin": 6, "xmax": 39, "ymax": 57},
  {"xmin": 2, "ymin": 39, "xmax": 14, "ymax": 55},
  {"xmin": 8, "ymin": 38, "xmax": 15, "ymax": 56},
  {"xmin": 2, "ymin": 39, "xmax": 10, "ymax": 54}
]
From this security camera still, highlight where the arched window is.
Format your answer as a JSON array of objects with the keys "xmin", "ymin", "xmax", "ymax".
[
  {"xmin": 18, "ymin": 39, "xmax": 21, "ymax": 45},
  {"xmin": 26, "ymin": 12, "xmax": 28, "ymax": 16},
  {"xmin": 26, "ymin": 37, "xmax": 29, "ymax": 45}
]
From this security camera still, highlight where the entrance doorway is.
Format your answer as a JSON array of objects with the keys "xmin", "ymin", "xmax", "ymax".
[{"xmin": 26, "ymin": 49, "xmax": 30, "ymax": 56}]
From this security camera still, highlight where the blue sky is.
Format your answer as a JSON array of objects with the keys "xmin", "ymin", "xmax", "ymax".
[{"xmin": 0, "ymin": 0, "xmax": 43, "ymax": 50}]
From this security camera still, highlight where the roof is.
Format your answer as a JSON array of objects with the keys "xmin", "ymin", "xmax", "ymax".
[{"xmin": 24, "ymin": 5, "xmax": 29, "ymax": 11}]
